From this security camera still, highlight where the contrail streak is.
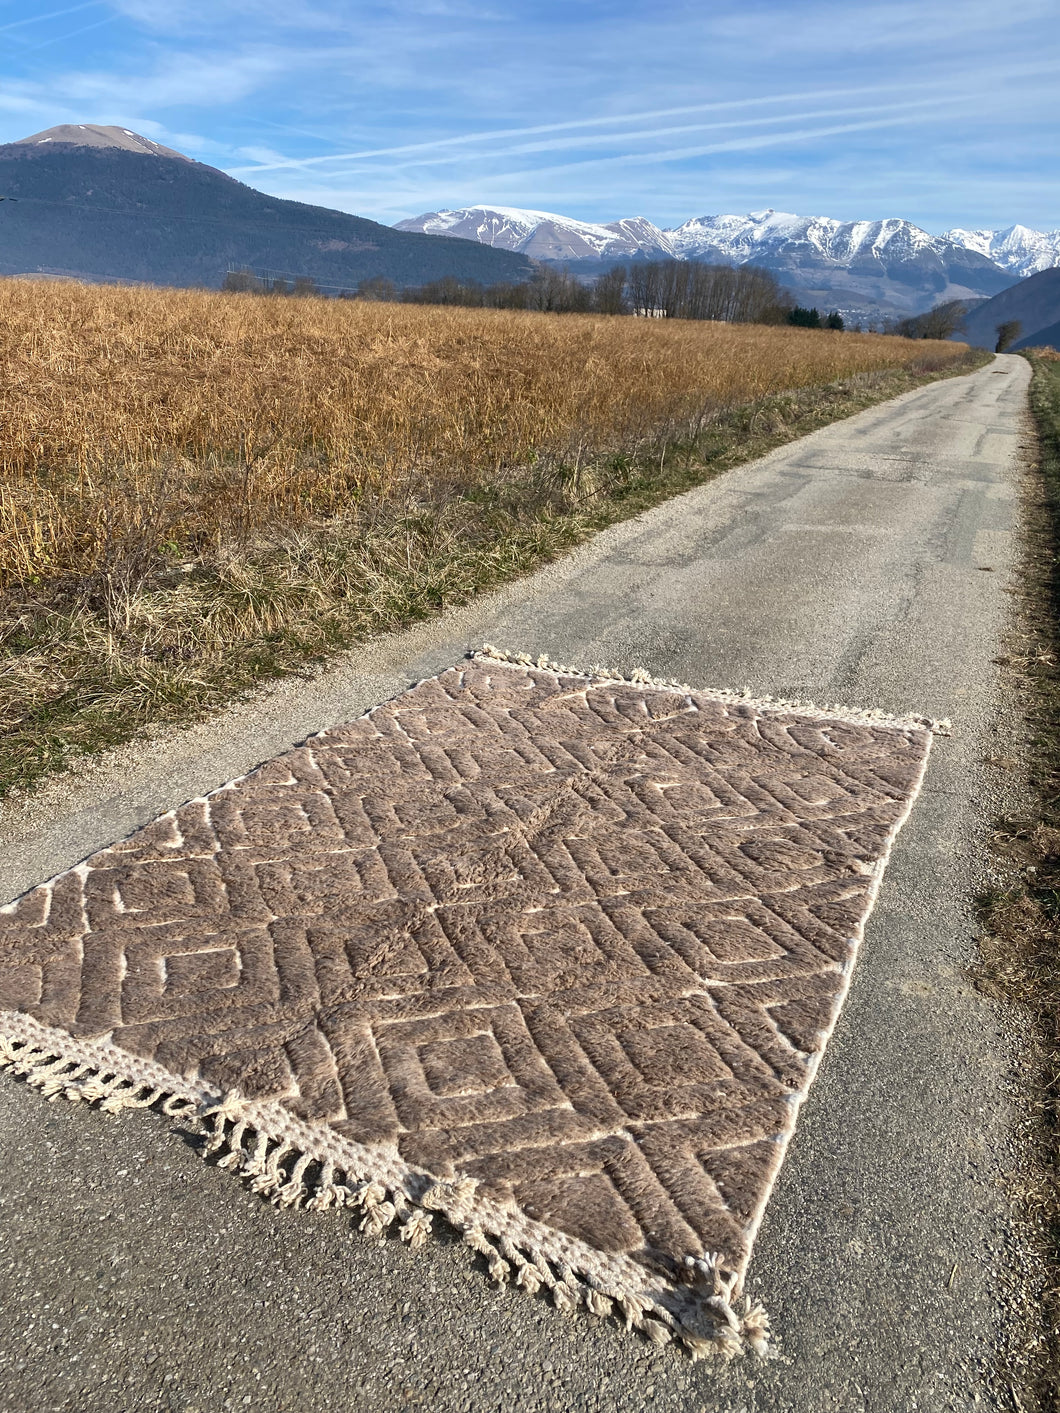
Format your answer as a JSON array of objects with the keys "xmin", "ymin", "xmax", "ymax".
[
  {"xmin": 0, "ymin": 0, "xmax": 102, "ymax": 35},
  {"xmin": 274, "ymin": 97, "xmax": 961, "ymax": 185},
  {"xmin": 226, "ymin": 79, "xmax": 940, "ymax": 175},
  {"xmin": 481, "ymin": 113, "xmax": 966, "ymax": 186}
]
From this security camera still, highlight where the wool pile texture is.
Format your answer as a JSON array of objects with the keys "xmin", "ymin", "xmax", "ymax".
[{"xmin": 0, "ymin": 652, "xmax": 933, "ymax": 1356}]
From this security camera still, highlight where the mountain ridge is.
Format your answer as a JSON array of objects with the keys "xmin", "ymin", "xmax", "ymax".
[
  {"xmin": 942, "ymin": 224, "xmax": 1060, "ymax": 279},
  {"xmin": 2, "ymin": 125, "xmax": 1051, "ymax": 318},
  {"xmin": 0, "ymin": 126, "xmax": 537, "ymax": 291},
  {"xmin": 398, "ymin": 202, "xmax": 1060, "ymax": 277},
  {"xmin": 952, "ymin": 267, "xmax": 1060, "ymax": 350},
  {"xmin": 396, "ymin": 204, "xmax": 1020, "ymax": 317}
]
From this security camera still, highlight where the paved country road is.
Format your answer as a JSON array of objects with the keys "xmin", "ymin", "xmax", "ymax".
[{"xmin": 0, "ymin": 355, "xmax": 1032, "ymax": 1413}]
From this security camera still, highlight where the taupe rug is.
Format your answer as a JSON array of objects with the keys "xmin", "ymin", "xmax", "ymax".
[{"xmin": 0, "ymin": 647, "xmax": 936, "ymax": 1357}]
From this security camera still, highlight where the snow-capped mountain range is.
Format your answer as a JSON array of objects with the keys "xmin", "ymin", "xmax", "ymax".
[
  {"xmin": 395, "ymin": 206, "xmax": 677, "ymax": 262},
  {"xmin": 942, "ymin": 224, "xmax": 1060, "ymax": 279},
  {"xmin": 398, "ymin": 204, "xmax": 1059, "ymax": 277},
  {"xmin": 396, "ymin": 205, "xmax": 1058, "ymax": 316}
]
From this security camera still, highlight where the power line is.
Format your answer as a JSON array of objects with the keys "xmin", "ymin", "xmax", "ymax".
[{"xmin": 227, "ymin": 264, "xmax": 364, "ymax": 296}]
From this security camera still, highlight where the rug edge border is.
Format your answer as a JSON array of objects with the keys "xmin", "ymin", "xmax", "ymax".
[
  {"xmin": 475, "ymin": 644, "xmax": 949, "ymax": 734},
  {"xmin": 0, "ymin": 1008, "xmax": 764, "ymax": 1361},
  {"xmin": 725, "ymin": 722, "xmax": 936, "ymax": 1266}
]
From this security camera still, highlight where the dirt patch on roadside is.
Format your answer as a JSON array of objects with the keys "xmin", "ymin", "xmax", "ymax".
[{"xmin": 976, "ymin": 352, "xmax": 1060, "ymax": 1410}]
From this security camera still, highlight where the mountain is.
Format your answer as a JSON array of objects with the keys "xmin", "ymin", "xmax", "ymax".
[
  {"xmin": 395, "ymin": 206, "xmax": 674, "ymax": 262},
  {"xmin": 1013, "ymin": 318, "xmax": 1060, "ymax": 352},
  {"xmin": 954, "ymin": 267, "xmax": 1060, "ymax": 349},
  {"xmin": 396, "ymin": 204, "xmax": 1015, "ymax": 317},
  {"xmin": 944, "ymin": 224, "xmax": 1060, "ymax": 279},
  {"xmin": 17, "ymin": 123, "xmax": 190, "ymax": 160},
  {"xmin": 667, "ymin": 210, "xmax": 1013, "ymax": 315},
  {"xmin": 0, "ymin": 126, "xmax": 536, "ymax": 290}
]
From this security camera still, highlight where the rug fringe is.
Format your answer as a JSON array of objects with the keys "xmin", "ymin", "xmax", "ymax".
[
  {"xmin": 476, "ymin": 644, "xmax": 949, "ymax": 735},
  {"xmin": 0, "ymin": 1016, "xmax": 768, "ymax": 1361}
]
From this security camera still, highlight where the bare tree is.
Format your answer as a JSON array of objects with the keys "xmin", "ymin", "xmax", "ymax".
[
  {"xmin": 357, "ymin": 275, "xmax": 398, "ymax": 301},
  {"xmin": 523, "ymin": 267, "xmax": 593, "ymax": 313},
  {"xmin": 994, "ymin": 319, "xmax": 1022, "ymax": 353},
  {"xmin": 625, "ymin": 260, "xmax": 789, "ymax": 323},
  {"xmin": 593, "ymin": 265, "xmax": 629, "ymax": 315},
  {"xmin": 403, "ymin": 275, "xmax": 484, "ymax": 306},
  {"xmin": 627, "ymin": 262, "xmax": 663, "ymax": 316},
  {"xmin": 391, "ymin": 258, "xmax": 789, "ymax": 323},
  {"xmin": 895, "ymin": 300, "xmax": 969, "ymax": 340}
]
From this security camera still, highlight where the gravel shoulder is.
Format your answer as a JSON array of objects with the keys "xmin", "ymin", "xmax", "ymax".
[{"xmin": 0, "ymin": 354, "xmax": 1031, "ymax": 1413}]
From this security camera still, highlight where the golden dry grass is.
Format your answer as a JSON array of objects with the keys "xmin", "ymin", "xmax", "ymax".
[
  {"xmin": 0, "ymin": 278, "xmax": 983, "ymax": 795},
  {"xmin": 0, "ymin": 279, "xmax": 970, "ymax": 591}
]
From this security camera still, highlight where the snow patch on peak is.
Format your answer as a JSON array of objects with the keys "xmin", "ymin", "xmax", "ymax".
[
  {"xmin": 394, "ymin": 201, "xmax": 1058, "ymax": 301},
  {"xmin": 394, "ymin": 205, "xmax": 673, "ymax": 260},
  {"xmin": 666, "ymin": 210, "xmax": 973, "ymax": 267},
  {"xmin": 944, "ymin": 223, "xmax": 1060, "ymax": 277},
  {"xmin": 11, "ymin": 123, "xmax": 191, "ymax": 161}
]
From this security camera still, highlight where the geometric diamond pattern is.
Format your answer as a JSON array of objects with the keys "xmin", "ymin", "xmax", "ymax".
[{"xmin": 0, "ymin": 658, "xmax": 931, "ymax": 1282}]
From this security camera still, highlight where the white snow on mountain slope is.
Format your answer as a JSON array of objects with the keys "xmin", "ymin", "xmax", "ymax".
[
  {"xmin": 946, "ymin": 227, "xmax": 1000, "ymax": 259},
  {"xmin": 944, "ymin": 224, "xmax": 1060, "ymax": 278},
  {"xmin": 646, "ymin": 209, "xmax": 950, "ymax": 263},
  {"xmin": 395, "ymin": 205, "xmax": 673, "ymax": 261},
  {"xmin": 394, "ymin": 204, "xmax": 1032, "ymax": 316},
  {"xmin": 397, "ymin": 203, "xmax": 1027, "ymax": 272}
]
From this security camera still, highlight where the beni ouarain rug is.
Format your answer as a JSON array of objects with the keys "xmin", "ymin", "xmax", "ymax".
[{"xmin": 0, "ymin": 646, "xmax": 936, "ymax": 1359}]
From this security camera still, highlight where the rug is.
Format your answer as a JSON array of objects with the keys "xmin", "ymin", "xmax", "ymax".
[{"xmin": 0, "ymin": 646, "xmax": 937, "ymax": 1358}]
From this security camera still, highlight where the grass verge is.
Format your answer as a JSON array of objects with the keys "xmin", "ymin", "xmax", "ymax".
[
  {"xmin": 976, "ymin": 350, "xmax": 1060, "ymax": 1411},
  {"xmin": 1, "ymin": 342, "xmax": 987, "ymax": 801}
]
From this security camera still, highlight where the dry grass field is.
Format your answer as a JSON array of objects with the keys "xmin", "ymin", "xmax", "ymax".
[{"xmin": 0, "ymin": 278, "xmax": 983, "ymax": 793}]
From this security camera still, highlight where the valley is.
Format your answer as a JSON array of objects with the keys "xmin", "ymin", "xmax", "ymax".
[
  {"xmin": 398, "ymin": 204, "xmax": 1057, "ymax": 322},
  {"xmin": 1, "ymin": 125, "xmax": 1058, "ymax": 330}
]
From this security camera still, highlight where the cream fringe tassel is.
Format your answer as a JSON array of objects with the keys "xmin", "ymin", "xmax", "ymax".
[
  {"xmin": 475, "ymin": 643, "xmax": 949, "ymax": 735},
  {"xmin": 0, "ymin": 1011, "xmax": 768, "ymax": 1360}
]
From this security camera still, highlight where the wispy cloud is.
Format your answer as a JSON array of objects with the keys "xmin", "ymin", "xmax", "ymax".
[
  {"xmin": 705, "ymin": 0, "xmax": 1057, "ymax": 55},
  {"xmin": 5, "ymin": 45, "xmax": 300, "ymax": 110},
  {"xmin": 13, "ymin": 13, "xmax": 118, "ymax": 54},
  {"xmin": 0, "ymin": 0, "xmax": 1056, "ymax": 230},
  {"xmin": 255, "ymin": 97, "xmax": 965, "ymax": 185},
  {"xmin": 472, "ymin": 113, "xmax": 969, "ymax": 190},
  {"xmin": 0, "ymin": 0, "xmax": 102, "ymax": 35}
]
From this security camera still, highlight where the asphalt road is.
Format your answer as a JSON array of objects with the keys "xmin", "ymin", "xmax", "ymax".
[{"xmin": 0, "ymin": 354, "xmax": 1031, "ymax": 1413}]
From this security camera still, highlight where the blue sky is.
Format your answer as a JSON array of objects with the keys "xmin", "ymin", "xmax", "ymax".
[{"xmin": 1, "ymin": 0, "xmax": 1058, "ymax": 232}]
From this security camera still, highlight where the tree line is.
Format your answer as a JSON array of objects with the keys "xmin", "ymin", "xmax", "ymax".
[
  {"xmin": 224, "ymin": 261, "xmax": 815, "ymax": 326},
  {"xmin": 223, "ymin": 262, "xmax": 867, "ymax": 334},
  {"xmin": 787, "ymin": 306, "xmax": 846, "ymax": 330},
  {"xmin": 401, "ymin": 261, "xmax": 801, "ymax": 324},
  {"xmin": 222, "ymin": 266, "xmax": 1030, "ymax": 350},
  {"xmin": 883, "ymin": 300, "xmax": 1022, "ymax": 351}
]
